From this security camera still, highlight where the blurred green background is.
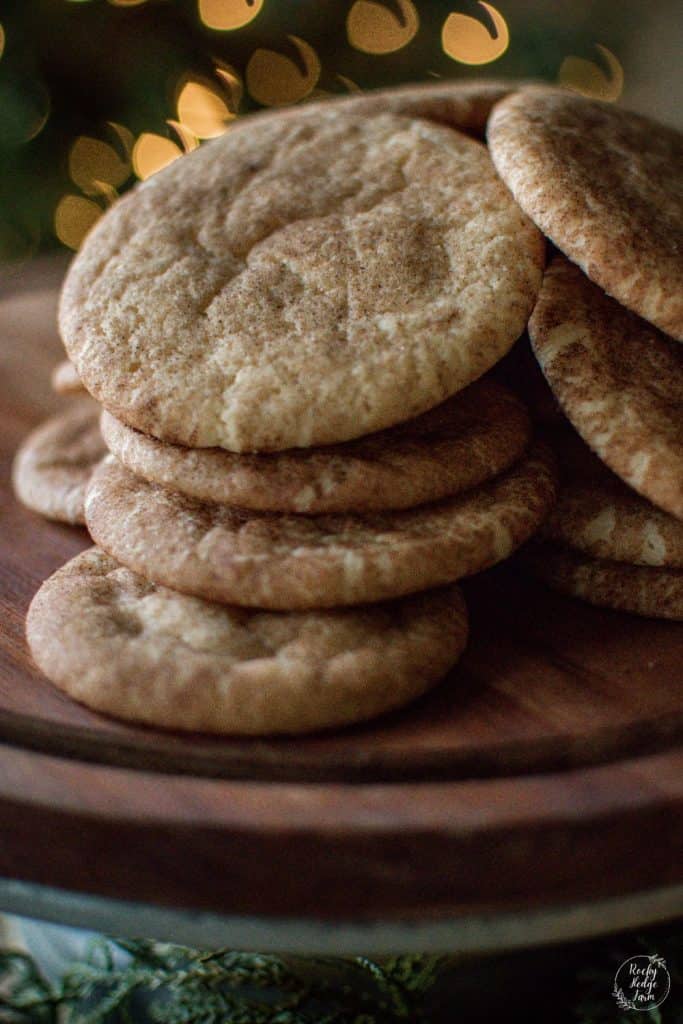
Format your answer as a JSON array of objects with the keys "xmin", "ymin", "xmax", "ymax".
[{"xmin": 0, "ymin": 0, "xmax": 680, "ymax": 265}]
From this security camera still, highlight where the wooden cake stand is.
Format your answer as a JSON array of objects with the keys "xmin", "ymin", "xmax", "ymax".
[{"xmin": 0, "ymin": 259, "xmax": 681, "ymax": 953}]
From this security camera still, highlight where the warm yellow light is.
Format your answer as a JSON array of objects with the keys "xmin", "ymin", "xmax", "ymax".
[
  {"xmin": 214, "ymin": 63, "xmax": 243, "ymax": 113},
  {"xmin": 199, "ymin": 0, "xmax": 264, "ymax": 31},
  {"xmin": 336, "ymin": 73, "xmax": 362, "ymax": 94},
  {"xmin": 559, "ymin": 44, "xmax": 624, "ymax": 102},
  {"xmin": 0, "ymin": 24, "xmax": 5, "ymax": 60},
  {"xmin": 441, "ymin": 2, "xmax": 509, "ymax": 66},
  {"xmin": 107, "ymin": 121, "xmax": 135, "ymax": 156},
  {"xmin": 246, "ymin": 35, "xmax": 320, "ymax": 106},
  {"xmin": 166, "ymin": 120, "xmax": 200, "ymax": 154},
  {"xmin": 132, "ymin": 133, "xmax": 183, "ymax": 180},
  {"xmin": 176, "ymin": 79, "xmax": 234, "ymax": 139},
  {"xmin": 54, "ymin": 195, "xmax": 101, "ymax": 250},
  {"xmin": 346, "ymin": 0, "xmax": 418, "ymax": 55},
  {"xmin": 69, "ymin": 136, "xmax": 130, "ymax": 195}
]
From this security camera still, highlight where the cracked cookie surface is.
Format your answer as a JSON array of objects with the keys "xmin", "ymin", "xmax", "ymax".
[
  {"xmin": 488, "ymin": 87, "xmax": 683, "ymax": 339},
  {"xmin": 60, "ymin": 108, "xmax": 544, "ymax": 451},
  {"xmin": 26, "ymin": 547, "xmax": 469, "ymax": 734},
  {"xmin": 100, "ymin": 377, "xmax": 530, "ymax": 513},
  {"xmin": 85, "ymin": 442, "xmax": 557, "ymax": 609},
  {"xmin": 529, "ymin": 256, "xmax": 683, "ymax": 521}
]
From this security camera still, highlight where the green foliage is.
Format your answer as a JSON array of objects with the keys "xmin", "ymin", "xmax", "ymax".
[
  {"xmin": 0, "ymin": 941, "xmax": 447, "ymax": 1024},
  {"xmin": 0, "ymin": 923, "xmax": 680, "ymax": 1021},
  {"xmin": 0, "ymin": 951, "xmax": 56, "ymax": 1023}
]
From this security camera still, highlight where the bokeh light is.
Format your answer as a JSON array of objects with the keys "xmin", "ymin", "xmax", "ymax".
[
  {"xmin": 214, "ymin": 63, "xmax": 244, "ymax": 111},
  {"xmin": 0, "ymin": 77, "xmax": 50, "ymax": 147},
  {"xmin": 176, "ymin": 78, "xmax": 235, "ymax": 138},
  {"xmin": 441, "ymin": 3, "xmax": 509, "ymax": 66},
  {"xmin": 54, "ymin": 195, "xmax": 101, "ymax": 250},
  {"xmin": 246, "ymin": 35, "xmax": 320, "ymax": 106},
  {"xmin": 346, "ymin": 0, "xmax": 419, "ymax": 55},
  {"xmin": 132, "ymin": 133, "xmax": 183, "ymax": 180},
  {"xmin": 166, "ymin": 119, "xmax": 200, "ymax": 153},
  {"xmin": 4, "ymin": 0, "xmax": 681, "ymax": 263},
  {"xmin": 199, "ymin": 0, "xmax": 264, "ymax": 32},
  {"xmin": 336, "ymin": 73, "xmax": 362, "ymax": 93},
  {"xmin": 68, "ymin": 136, "xmax": 131, "ymax": 195},
  {"xmin": 559, "ymin": 44, "xmax": 624, "ymax": 102},
  {"xmin": 107, "ymin": 121, "xmax": 135, "ymax": 156}
]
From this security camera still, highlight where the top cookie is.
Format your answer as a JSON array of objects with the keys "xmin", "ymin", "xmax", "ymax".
[
  {"xmin": 275, "ymin": 78, "xmax": 525, "ymax": 140},
  {"xmin": 60, "ymin": 107, "xmax": 544, "ymax": 451},
  {"xmin": 488, "ymin": 87, "xmax": 683, "ymax": 340}
]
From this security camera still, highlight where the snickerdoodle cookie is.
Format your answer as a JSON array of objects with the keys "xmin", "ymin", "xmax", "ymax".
[
  {"xmin": 27, "ymin": 547, "xmax": 469, "ymax": 734},
  {"xmin": 523, "ymin": 542, "xmax": 683, "ymax": 621},
  {"xmin": 100, "ymin": 377, "xmax": 530, "ymax": 513},
  {"xmin": 488, "ymin": 87, "xmax": 683, "ymax": 339},
  {"xmin": 85, "ymin": 443, "xmax": 557, "ymax": 609},
  {"xmin": 60, "ymin": 108, "xmax": 544, "ymax": 451},
  {"xmin": 529, "ymin": 256, "xmax": 683, "ymax": 520},
  {"xmin": 12, "ymin": 398, "xmax": 105, "ymax": 525},
  {"xmin": 543, "ymin": 428, "xmax": 683, "ymax": 567}
]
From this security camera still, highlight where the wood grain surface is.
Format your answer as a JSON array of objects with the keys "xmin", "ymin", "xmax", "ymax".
[{"xmin": 0, "ymin": 257, "xmax": 681, "ymax": 921}]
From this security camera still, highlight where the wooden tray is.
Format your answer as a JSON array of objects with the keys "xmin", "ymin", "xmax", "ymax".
[{"xmin": 0, "ymin": 258, "xmax": 681, "ymax": 935}]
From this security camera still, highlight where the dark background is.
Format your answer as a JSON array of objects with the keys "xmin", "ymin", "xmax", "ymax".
[{"xmin": 0, "ymin": 0, "xmax": 680, "ymax": 266}]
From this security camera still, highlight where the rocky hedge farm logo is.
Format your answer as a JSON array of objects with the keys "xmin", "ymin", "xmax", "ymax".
[{"xmin": 613, "ymin": 954, "xmax": 670, "ymax": 1011}]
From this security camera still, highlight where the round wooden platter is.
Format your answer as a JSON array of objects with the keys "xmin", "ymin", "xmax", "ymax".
[{"xmin": 0, "ymin": 258, "xmax": 682, "ymax": 935}]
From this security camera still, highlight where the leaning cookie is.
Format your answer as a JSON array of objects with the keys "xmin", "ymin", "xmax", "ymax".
[
  {"xmin": 488, "ymin": 86, "xmax": 683, "ymax": 339},
  {"xmin": 12, "ymin": 398, "xmax": 106, "ymax": 525},
  {"xmin": 522, "ymin": 542, "xmax": 683, "ymax": 621},
  {"xmin": 543, "ymin": 428, "xmax": 683, "ymax": 568},
  {"xmin": 27, "ymin": 548, "xmax": 469, "ymax": 735},
  {"xmin": 85, "ymin": 442, "xmax": 557, "ymax": 610},
  {"xmin": 529, "ymin": 256, "xmax": 683, "ymax": 521},
  {"xmin": 100, "ymin": 378, "xmax": 531, "ymax": 514}
]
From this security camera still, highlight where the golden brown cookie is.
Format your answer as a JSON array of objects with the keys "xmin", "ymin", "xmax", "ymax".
[
  {"xmin": 543, "ymin": 428, "xmax": 683, "ymax": 567},
  {"xmin": 488, "ymin": 86, "xmax": 683, "ymax": 339},
  {"xmin": 100, "ymin": 378, "xmax": 531, "ymax": 513},
  {"xmin": 60, "ymin": 108, "xmax": 544, "ymax": 451},
  {"xmin": 529, "ymin": 256, "xmax": 683, "ymax": 521},
  {"xmin": 51, "ymin": 360, "xmax": 85, "ymax": 396},
  {"xmin": 27, "ymin": 547, "xmax": 469, "ymax": 735},
  {"xmin": 12, "ymin": 398, "xmax": 106, "ymax": 525},
  {"xmin": 523, "ymin": 542, "xmax": 683, "ymax": 621},
  {"xmin": 85, "ymin": 442, "xmax": 557, "ymax": 610}
]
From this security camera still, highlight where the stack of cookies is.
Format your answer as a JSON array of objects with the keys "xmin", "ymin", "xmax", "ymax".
[
  {"xmin": 15, "ymin": 79, "xmax": 682, "ymax": 736},
  {"xmin": 485, "ymin": 88, "xmax": 683, "ymax": 620},
  {"xmin": 18, "ymin": 82, "xmax": 561, "ymax": 736}
]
